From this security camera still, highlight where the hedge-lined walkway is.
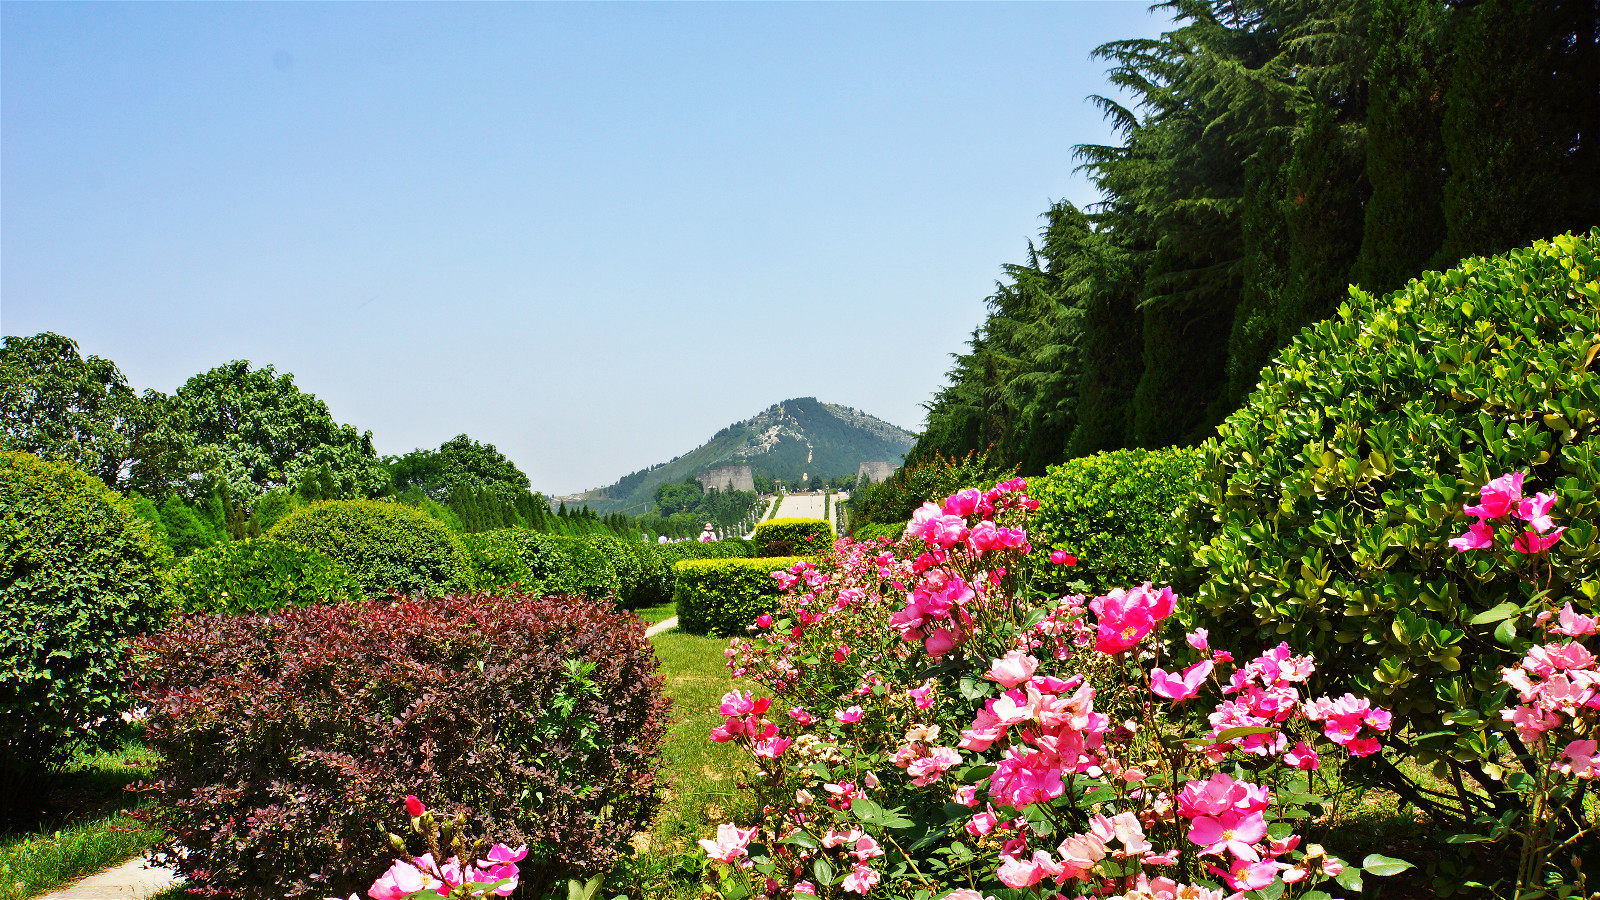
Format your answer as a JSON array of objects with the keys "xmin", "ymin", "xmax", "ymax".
[{"xmin": 36, "ymin": 858, "xmax": 177, "ymax": 900}]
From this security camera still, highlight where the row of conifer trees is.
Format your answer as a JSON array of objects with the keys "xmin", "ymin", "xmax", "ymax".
[{"xmin": 912, "ymin": 0, "xmax": 1599, "ymax": 473}]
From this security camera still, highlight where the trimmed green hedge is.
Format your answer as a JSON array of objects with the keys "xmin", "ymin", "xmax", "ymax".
[
  {"xmin": 1182, "ymin": 231, "xmax": 1600, "ymax": 822},
  {"xmin": 675, "ymin": 556, "xmax": 804, "ymax": 637},
  {"xmin": 0, "ymin": 451, "xmax": 168, "ymax": 820},
  {"xmin": 267, "ymin": 500, "xmax": 468, "ymax": 598},
  {"xmin": 172, "ymin": 537, "xmax": 362, "ymax": 613},
  {"xmin": 588, "ymin": 535, "xmax": 647, "ymax": 608},
  {"xmin": 651, "ymin": 539, "xmax": 752, "ymax": 606},
  {"xmin": 752, "ymin": 518, "xmax": 833, "ymax": 556},
  {"xmin": 1027, "ymin": 447, "xmax": 1204, "ymax": 594},
  {"xmin": 850, "ymin": 521, "xmax": 905, "ymax": 544}
]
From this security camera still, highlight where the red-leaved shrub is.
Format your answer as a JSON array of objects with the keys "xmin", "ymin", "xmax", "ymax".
[{"xmin": 130, "ymin": 593, "xmax": 670, "ymax": 900}]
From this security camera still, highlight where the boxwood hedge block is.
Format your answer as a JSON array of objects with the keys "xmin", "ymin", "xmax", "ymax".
[
  {"xmin": 1028, "ymin": 447, "xmax": 1203, "ymax": 594},
  {"xmin": 268, "ymin": 500, "xmax": 468, "ymax": 598},
  {"xmin": 674, "ymin": 556, "xmax": 804, "ymax": 637},
  {"xmin": 172, "ymin": 537, "xmax": 362, "ymax": 613},
  {"xmin": 753, "ymin": 518, "xmax": 833, "ymax": 556},
  {"xmin": 1182, "ymin": 230, "xmax": 1600, "ymax": 817}
]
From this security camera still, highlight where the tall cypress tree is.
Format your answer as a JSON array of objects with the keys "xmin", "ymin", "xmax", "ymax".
[
  {"xmin": 1436, "ymin": 0, "xmax": 1600, "ymax": 266},
  {"xmin": 1350, "ymin": 0, "xmax": 1447, "ymax": 295},
  {"xmin": 1224, "ymin": 133, "xmax": 1290, "ymax": 405},
  {"xmin": 1278, "ymin": 99, "xmax": 1368, "ymax": 339}
]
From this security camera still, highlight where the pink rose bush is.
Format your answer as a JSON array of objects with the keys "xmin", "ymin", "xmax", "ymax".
[
  {"xmin": 1447, "ymin": 475, "xmax": 1600, "ymax": 890},
  {"xmin": 346, "ymin": 798, "xmax": 526, "ymax": 900},
  {"xmin": 702, "ymin": 479, "xmax": 1410, "ymax": 899}
]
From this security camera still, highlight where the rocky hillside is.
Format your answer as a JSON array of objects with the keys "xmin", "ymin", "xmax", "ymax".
[{"xmin": 581, "ymin": 398, "xmax": 914, "ymax": 514}]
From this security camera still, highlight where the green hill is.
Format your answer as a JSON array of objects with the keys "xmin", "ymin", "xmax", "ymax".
[{"xmin": 580, "ymin": 398, "xmax": 914, "ymax": 514}]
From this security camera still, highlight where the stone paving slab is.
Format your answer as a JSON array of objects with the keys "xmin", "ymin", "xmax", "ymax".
[
  {"xmin": 644, "ymin": 616, "xmax": 677, "ymax": 637},
  {"xmin": 38, "ymin": 856, "xmax": 180, "ymax": 900}
]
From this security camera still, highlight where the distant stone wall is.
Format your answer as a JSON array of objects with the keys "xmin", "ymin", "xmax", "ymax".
[
  {"xmin": 697, "ymin": 464, "xmax": 755, "ymax": 494},
  {"xmin": 857, "ymin": 460, "xmax": 896, "ymax": 486}
]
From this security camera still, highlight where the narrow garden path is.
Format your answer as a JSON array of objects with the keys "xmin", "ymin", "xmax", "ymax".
[{"xmin": 36, "ymin": 856, "xmax": 178, "ymax": 900}]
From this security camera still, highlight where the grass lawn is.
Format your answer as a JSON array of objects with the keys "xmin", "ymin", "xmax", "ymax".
[
  {"xmin": 0, "ymin": 737, "xmax": 165, "ymax": 900},
  {"xmin": 633, "ymin": 601, "xmax": 678, "ymax": 625},
  {"xmin": 606, "ymin": 628, "xmax": 750, "ymax": 900}
]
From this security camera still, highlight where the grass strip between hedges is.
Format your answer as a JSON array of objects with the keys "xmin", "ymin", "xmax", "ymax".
[
  {"xmin": 0, "ymin": 741, "xmax": 164, "ymax": 900},
  {"xmin": 613, "ymin": 629, "xmax": 751, "ymax": 900}
]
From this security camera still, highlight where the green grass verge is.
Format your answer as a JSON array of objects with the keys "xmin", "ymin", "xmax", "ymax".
[
  {"xmin": 633, "ymin": 602, "xmax": 677, "ymax": 625},
  {"xmin": 606, "ymin": 630, "xmax": 750, "ymax": 900},
  {"xmin": 0, "ymin": 738, "xmax": 165, "ymax": 900}
]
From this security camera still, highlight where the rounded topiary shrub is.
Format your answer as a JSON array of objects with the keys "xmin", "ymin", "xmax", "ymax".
[
  {"xmin": 458, "ymin": 530, "xmax": 536, "ymax": 591},
  {"xmin": 1182, "ymin": 231, "xmax": 1600, "ymax": 823},
  {"xmin": 752, "ymin": 518, "xmax": 834, "ymax": 556},
  {"xmin": 267, "ymin": 500, "xmax": 468, "ymax": 598},
  {"xmin": 458, "ymin": 529, "xmax": 619, "ymax": 602},
  {"xmin": 675, "ymin": 556, "xmax": 805, "ymax": 636},
  {"xmin": 0, "ymin": 451, "xmax": 167, "ymax": 819},
  {"xmin": 131, "ymin": 593, "xmax": 669, "ymax": 900},
  {"xmin": 171, "ymin": 537, "xmax": 362, "ymax": 613},
  {"xmin": 1028, "ymin": 447, "xmax": 1203, "ymax": 594}
]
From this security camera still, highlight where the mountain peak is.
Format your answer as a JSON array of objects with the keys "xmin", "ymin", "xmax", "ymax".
[{"xmin": 581, "ymin": 399, "xmax": 914, "ymax": 514}]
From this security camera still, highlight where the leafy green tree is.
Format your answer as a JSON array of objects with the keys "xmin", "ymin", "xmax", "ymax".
[
  {"xmin": 173, "ymin": 361, "xmax": 388, "ymax": 505},
  {"xmin": 386, "ymin": 434, "xmax": 531, "ymax": 500},
  {"xmin": 0, "ymin": 333, "xmax": 157, "ymax": 489}
]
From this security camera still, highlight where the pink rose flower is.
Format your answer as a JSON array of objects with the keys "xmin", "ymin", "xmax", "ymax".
[
  {"xmin": 1513, "ymin": 527, "xmax": 1566, "ymax": 554},
  {"xmin": 1463, "ymin": 472, "xmax": 1525, "ymax": 519},
  {"xmin": 942, "ymin": 488, "xmax": 983, "ymax": 517},
  {"xmin": 1558, "ymin": 739, "xmax": 1599, "ymax": 779},
  {"xmin": 697, "ymin": 823, "xmax": 757, "ymax": 864},
  {"xmin": 1150, "ymin": 660, "xmax": 1213, "ymax": 702},
  {"xmin": 985, "ymin": 650, "xmax": 1040, "ymax": 688},
  {"xmin": 841, "ymin": 864, "xmax": 880, "ymax": 894},
  {"xmin": 369, "ymin": 860, "xmax": 429, "ymax": 900},
  {"xmin": 835, "ymin": 705, "xmax": 865, "ymax": 725},
  {"xmin": 1517, "ymin": 491, "xmax": 1558, "ymax": 532},
  {"xmin": 1089, "ymin": 583, "xmax": 1176, "ymax": 654},
  {"xmin": 1283, "ymin": 741, "xmax": 1320, "ymax": 770},
  {"xmin": 1555, "ymin": 602, "xmax": 1600, "ymax": 637},
  {"xmin": 1189, "ymin": 810, "xmax": 1268, "ymax": 860},
  {"xmin": 1448, "ymin": 518, "xmax": 1495, "ymax": 552},
  {"xmin": 1049, "ymin": 549, "xmax": 1077, "ymax": 566}
]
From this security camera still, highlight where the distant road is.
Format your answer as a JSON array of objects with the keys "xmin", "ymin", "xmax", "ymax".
[{"xmin": 773, "ymin": 492, "xmax": 826, "ymax": 520}]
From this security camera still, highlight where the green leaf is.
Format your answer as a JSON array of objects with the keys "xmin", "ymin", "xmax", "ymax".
[
  {"xmin": 1335, "ymin": 867, "xmax": 1364, "ymax": 893},
  {"xmin": 1363, "ymin": 854, "xmax": 1415, "ymax": 876},
  {"xmin": 1469, "ymin": 602, "xmax": 1520, "ymax": 625},
  {"xmin": 812, "ymin": 858, "xmax": 835, "ymax": 886},
  {"xmin": 1494, "ymin": 619, "xmax": 1517, "ymax": 646},
  {"xmin": 1212, "ymin": 725, "xmax": 1278, "ymax": 742},
  {"xmin": 782, "ymin": 833, "xmax": 818, "ymax": 849},
  {"xmin": 1445, "ymin": 833, "xmax": 1491, "ymax": 844}
]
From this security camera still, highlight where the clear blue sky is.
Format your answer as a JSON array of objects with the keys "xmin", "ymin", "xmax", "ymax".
[{"xmin": 2, "ymin": 1, "xmax": 1172, "ymax": 494}]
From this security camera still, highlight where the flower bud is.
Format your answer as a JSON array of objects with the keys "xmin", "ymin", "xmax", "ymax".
[{"xmin": 405, "ymin": 795, "xmax": 425, "ymax": 818}]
